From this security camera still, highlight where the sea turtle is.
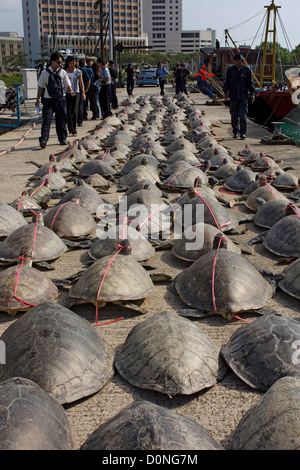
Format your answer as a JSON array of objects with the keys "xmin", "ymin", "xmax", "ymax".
[
  {"xmin": 254, "ymin": 198, "xmax": 290, "ymax": 229},
  {"xmin": 69, "ymin": 241, "xmax": 154, "ymax": 310},
  {"xmin": 165, "ymin": 137, "xmax": 197, "ymax": 153},
  {"xmin": 245, "ymin": 181, "xmax": 289, "ymax": 211},
  {"xmin": 172, "ymin": 222, "xmax": 241, "ymax": 262},
  {"xmin": 118, "ymin": 163, "xmax": 161, "ymax": 188},
  {"xmin": 0, "ymin": 249, "xmax": 58, "ymax": 315},
  {"xmin": 278, "ymin": 257, "xmax": 300, "ymax": 300},
  {"xmin": 79, "ymin": 159, "xmax": 116, "ymax": 179},
  {"xmin": 94, "ymin": 150, "xmax": 119, "ymax": 167},
  {"xmin": 174, "ymin": 236, "xmax": 273, "ymax": 319},
  {"xmin": 272, "ymin": 172, "xmax": 299, "ymax": 190},
  {"xmin": 119, "ymin": 155, "xmax": 159, "ymax": 176},
  {"xmin": 166, "ymin": 149, "xmax": 200, "ymax": 166},
  {"xmin": 159, "ymin": 165, "xmax": 208, "ymax": 191},
  {"xmin": 44, "ymin": 201, "xmax": 96, "ymax": 239},
  {"xmin": 231, "ymin": 376, "xmax": 300, "ymax": 450},
  {"xmin": 0, "ymin": 203, "xmax": 28, "ymax": 239},
  {"xmin": 214, "ymin": 160, "xmax": 237, "ymax": 181},
  {"xmin": 28, "ymin": 168, "xmax": 67, "ymax": 192},
  {"xmin": 26, "ymin": 158, "xmax": 79, "ymax": 181},
  {"xmin": 78, "ymin": 138, "xmax": 102, "ymax": 152},
  {"xmin": 251, "ymin": 152, "xmax": 280, "ymax": 171},
  {"xmin": 223, "ymin": 167, "xmax": 256, "ymax": 193},
  {"xmin": 123, "ymin": 179, "xmax": 163, "ymax": 198},
  {"xmin": 0, "ymin": 302, "xmax": 115, "ymax": 404},
  {"xmin": 89, "ymin": 224, "xmax": 155, "ymax": 262},
  {"xmin": 56, "ymin": 179, "xmax": 107, "ymax": 214},
  {"xmin": 221, "ymin": 312, "xmax": 300, "ymax": 391},
  {"xmin": 0, "ymin": 377, "xmax": 72, "ymax": 450},
  {"xmin": 0, "ymin": 212, "xmax": 67, "ymax": 266},
  {"xmin": 10, "ymin": 191, "xmax": 42, "ymax": 212},
  {"xmin": 84, "ymin": 173, "xmax": 112, "ymax": 191},
  {"xmin": 80, "ymin": 400, "xmax": 223, "ymax": 450},
  {"xmin": 115, "ymin": 311, "xmax": 227, "ymax": 396},
  {"xmin": 263, "ymin": 204, "xmax": 300, "ymax": 258}
]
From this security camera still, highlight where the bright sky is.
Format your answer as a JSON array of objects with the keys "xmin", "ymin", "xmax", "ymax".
[{"xmin": 0, "ymin": 0, "xmax": 299, "ymax": 50}]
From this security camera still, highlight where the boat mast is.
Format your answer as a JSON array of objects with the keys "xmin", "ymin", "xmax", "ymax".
[{"xmin": 260, "ymin": 1, "xmax": 281, "ymax": 88}]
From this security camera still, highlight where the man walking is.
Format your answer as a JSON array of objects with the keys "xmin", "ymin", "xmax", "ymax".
[
  {"xmin": 223, "ymin": 53, "xmax": 255, "ymax": 140},
  {"xmin": 108, "ymin": 60, "xmax": 118, "ymax": 109},
  {"xmin": 125, "ymin": 63, "xmax": 135, "ymax": 97},
  {"xmin": 97, "ymin": 58, "xmax": 112, "ymax": 119},
  {"xmin": 35, "ymin": 51, "xmax": 75, "ymax": 148},
  {"xmin": 156, "ymin": 62, "xmax": 170, "ymax": 96}
]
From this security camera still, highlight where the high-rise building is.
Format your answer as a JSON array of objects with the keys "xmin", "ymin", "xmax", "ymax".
[
  {"xmin": 142, "ymin": 0, "xmax": 183, "ymax": 53},
  {"xmin": 22, "ymin": 0, "xmax": 147, "ymax": 65},
  {"xmin": 142, "ymin": 0, "xmax": 216, "ymax": 54}
]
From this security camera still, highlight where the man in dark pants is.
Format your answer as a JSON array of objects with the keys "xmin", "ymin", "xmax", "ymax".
[
  {"xmin": 35, "ymin": 52, "xmax": 75, "ymax": 148},
  {"xmin": 223, "ymin": 53, "xmax": 255, "ymax": 140},
  {"xmin": 173, "ymin": 64, "xmax": 181, "ymax": 95},
  {"xmin": 97, "ymin": 58, "xmax": 112, "ymax": 119},
  {"xmin": 84, "ymin": 58, "xmax": 97, "ymax": 120},
  {"xmin": 125, "ymin": 63, "xmax": 135, "ymax": 97},
  {"xmin": 108, "ymin": 60, "xmax": 118, "ymax": 109}
]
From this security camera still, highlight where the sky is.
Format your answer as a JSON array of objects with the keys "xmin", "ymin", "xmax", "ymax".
[{"xmin": 0, "ymin": 0, "xmax": 299, "ymax": 50}]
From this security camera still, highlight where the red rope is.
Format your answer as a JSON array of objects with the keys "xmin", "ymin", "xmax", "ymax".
[
  {"xmin": 190, "ymin": 189, "xmax": 231, "ymax": 230},
  {"xmin": 167, "ymin": 164, "xmax": 203, "ymax": 185},
  {"xmin": 49, "ymin": 201, "xmax": 79, "ymax": 230}
]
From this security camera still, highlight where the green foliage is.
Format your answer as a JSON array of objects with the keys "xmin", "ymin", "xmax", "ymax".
[
  {"xmin": 0, "ymin": 72, "xmax": 23, "ymax": 87},
  {"xmin": 1, "ymin": 53, "xmax": 28, "ymax": 68}
]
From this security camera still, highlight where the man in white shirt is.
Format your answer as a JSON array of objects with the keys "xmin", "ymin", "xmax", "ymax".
[
  {"xmin": 35, "ymin": 52, "xmax": 75, "ymax": 148},
  {"xmin": 96, "ymin": 58, "xmax": 112, "ymax": 119}
]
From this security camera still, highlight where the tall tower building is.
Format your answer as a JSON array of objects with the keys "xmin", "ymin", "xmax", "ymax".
[
  {"xmin": 142, "ymin": 0, "xmax": 183, "ymax": 54},
  {"xmin": 22, "ymin": 0, "xmax": 147, "ymax": 65}
]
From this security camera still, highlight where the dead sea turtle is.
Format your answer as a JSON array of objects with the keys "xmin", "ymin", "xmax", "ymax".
[
  {"xmin": 175, "ymin": 236, "xmax": 273, "ymax": 319},
  {"xmin": 57, "ymin": 179, "xmax": 107, "ymax": 214},
  {"xmin": 254, "ymin": 198, "xmax": 290, "ymax": 229},
  {"xmin": 0, "ymin": 203, "xmax": 27, "ymax": 238},
  {"xmin": 0, "ymin": 250, "xmax": 58, "ymax": 315},
  {"xmin": 0, "ymin": 377, "xmax": 72, "ymax": 450},
  {"xmin": 278, "ymin": 258, "xmax": 300, "ymax": 300},
  {"xmin": 272, "ymin": 172, "xmax": 299, "ymax": 190},
  {"xmin": 263, "ymin": 204, "xmax": 300, "ymax": 258},
  {"xmin": 44, "ymin": 201, "xmax": 96, "ymax": 239},
  {"xmin": 231, "ymin": 376, "xmax": 300, "ymax": 450},
  {"xmin": 69, "ymin": 242, "xmax": 154, "ymax": 310},
  {"xmin": 172, "ymin": 222, "xmax": 241, "ymax": 262},
  {"xmin": 223, "ymin": 167, "xmax": 256, "ymax": 193},
  {"xmin": 0, "ymin": 302, "xmax": 115, "ymax": 404},
  {"xmin": 115, "ymin": 311, "xmax": 227, "ymax": 396},
  {"xmin": 221, "ymin": 313, "xmax": 300, "ymax": 391},
  {"xmin": 0, "ymin": 212, "xmax": 67, "ymax": 265},
  {"xmin": 79, "ymin": 159, "xmax": 116, "ymax": 179},
  {"xmin": 80, "ymin": 400, "xmax": 223, "ymax": 450},
  {"xmin": 245, "ymin": 181, "xmax": 289, "ymax": 211}
]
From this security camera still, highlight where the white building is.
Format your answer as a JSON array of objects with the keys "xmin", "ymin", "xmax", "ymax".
[{"xmin": 142, "ymin": 0, "xmax": 216, "ymax": 53}]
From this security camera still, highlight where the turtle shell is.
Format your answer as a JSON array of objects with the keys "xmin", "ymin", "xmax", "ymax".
[
  {"xmin": 223, "ymin": 168, "xmax": 256, "ymax": 193},
  {"xmin": 89, "ymin": 226, "xmax": 155, "ymax": 262},
  {"xmin": 11, "ymin": 192, "xmax": 42, "ymax": 212},
  {"xmin": 231, "ymin": 376, "xmax": 300, "ymax": 450},
  {"xmin": 94, "ymin": 150, "xmax": 119, "ymax": 167},
  {"xmin": 0, "ymin": 262, "xmax": 58, "ymax": 314},
  {"xmin": 176, "ymin": 194, "xmax": 239, "ymax": 233},
  {"xmin": 57, "ymin": 180, "xmax": 106, "ymax": 214},
  {"xmin": 167, "ymin": 149, "xmax": 200, "ymax": 166},
  {"xmin": 0, "ymin": 218, "xmax": 67, "ymax": 264},
  {"xmin": 119, "ymin": 165, "xmax": 161, "ymax": 188},
  {"xmin": 254, "ymin": 199, "xmax": 289, "ymax": 228},
  {"xmin": 115, "ymin": 311, "xmax": 227, "ymax": 396},
  {"xmin": 124, "ymin": 179, "xmax": 163, "ymax": 198},
  {"xmin": 263, "ymin": 213, "xmax": 300, "ymax": 258},
  {"xmin": 44, "ymin": 202, "xmax": 96, "ymax": 239},
  {"xmin": 245, "ymin": 183, "xmax": 289, "ymax": 211},
  {"xmin": 214, "ymin": 162, "xmax": 237, "ymax": 180},
  {"xmin": 163, "ymin": 166, "xmax": 208, "ymax": 189},
  {"xmin": 161, "ymin": 160, "xmax": 192, "ymax": 177},
  {"xmin": 172, "ymin": 222, "xmax": 241, "ymax": 262},
  {"xmin": 79, "ymin": 159, "xmax": 116, "ymax": 178},
  {"xmin": 0, "ymin": 203, "xmax": 27, "ymax": 238},
  {"xmin": 251, "ymin": 153, "xmax": 279, "ymax": 171},
  {"xmin": 120, "ymin": 155, "xmax": 159, "ymax": 176},
  {"xmin": 78, "ymin": 138, "xmax": 101, "ymax": 152},
  {"xmin": 166, "ymin": 138, "xmax": 197, "ymax": 153},
  {"xmin": 278, "ymin": 258, "xmax": 300, "ymax": 299},
  {"xmin": 0, "ymin": 377, "xmax": 72, "ymax": 450},
  {"xmin": 272, "ymin": 172, "xmax": 299, "ymax": 190},
  {"xmin": 30, "ymin": 171, "xmax": 66, "ymax": 191},
  {"xmin": 175, "ymin": 249, "xmax": 273, "ymax": 319},
  {"xmin": 0, "ymin": 302, "xmax": 115, "ymax": 404},
  {"xmin": 221, "ymin": 313, "xmax": 300, "ymax": 391},
  {"xmin": 80, "ymin": 400, "xmax": 223, "ymax": 450},
  {"xmin": 69, "ymin": 253, "xmax": 154, "ymax": 305}
]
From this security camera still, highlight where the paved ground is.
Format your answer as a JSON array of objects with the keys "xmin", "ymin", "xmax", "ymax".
[{"xmin": 0, "ymin": 84, "xmax": 299, "ymax": 450}]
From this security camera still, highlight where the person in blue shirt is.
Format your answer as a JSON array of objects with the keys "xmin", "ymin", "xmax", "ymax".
[
  {"xmin": 223, "ymin": 53, "xmax": 255, "ymax": 140},
  {"xmin": 83, "ymin": 58, "xmax": 97, "ymax": 120},
  {"xmin": 156, "ymin": 62, "xmax": 170, "ymax": 96},
  {"xmin": 96, "ymin": 58, "xmax": 112, "ymax": 119}
]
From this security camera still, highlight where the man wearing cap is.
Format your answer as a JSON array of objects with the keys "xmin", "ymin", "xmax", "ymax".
[{"xmin": 223, "ymin": 53, "xmax": 255, "ymax": 140}]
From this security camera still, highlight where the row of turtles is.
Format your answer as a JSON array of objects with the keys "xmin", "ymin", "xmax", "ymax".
[{"xmin": 0, "ymin": 92, "xmax": 299, "ymax": 450}]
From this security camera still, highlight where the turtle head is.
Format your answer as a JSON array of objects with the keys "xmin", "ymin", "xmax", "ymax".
[
  {"xmin": 141, "ymin": 157, "xmax": 148, "ymax": 166},
  {"xmin": 284, "ymin": 203, "xmax": 300, "ymax": 217},
  {"xmin": 19, "ymin": 244, "xmax": 33, "ymax": 266},
  {"xmin": 213, "ymin": 234, "xmax": 228, "ymax": 250},
  {"xmin": 118, "ymin": 239, "xmax": 132, "ymax": 255},
  {"xmin": 194, "ymin": 177, "xmax": 202, "ymax": 188}
]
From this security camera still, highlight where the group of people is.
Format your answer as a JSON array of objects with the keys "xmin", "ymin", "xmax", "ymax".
[{"xmin": 35, "ymin": 52, "xmax": 118, "ymax": 148}]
